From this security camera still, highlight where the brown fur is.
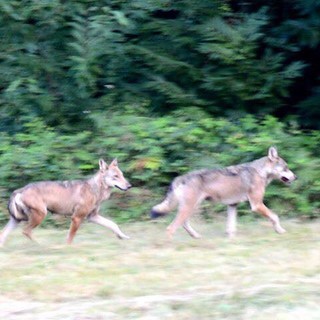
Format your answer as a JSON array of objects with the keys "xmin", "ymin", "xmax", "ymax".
[
  {"xmin": 0, "ymin": 159, "xmax": 131, "ymax": 246},
  {"xmin": 151, "ymin": 147, "xmax": 297, "ymax": 239}
]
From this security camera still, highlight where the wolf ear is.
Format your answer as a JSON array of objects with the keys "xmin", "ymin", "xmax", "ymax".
[
  {"xmin": 110, "ymin": 158, "xmax": 118, "ymax": 167},
  {"xmin": 268, "ymin": 146, "xmax": 279, "ymax": 162},
  {"xmin": 99, "ymin": 159, "xmax": 108, "ymax": 172}
]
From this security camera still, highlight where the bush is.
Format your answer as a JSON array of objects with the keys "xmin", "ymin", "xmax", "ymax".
[{"xmin": 0, "ymin": 107, "xmax": 319, "ymax": 226}]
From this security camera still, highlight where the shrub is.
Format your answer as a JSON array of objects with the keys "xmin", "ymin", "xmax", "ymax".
[{"xmin": 0, "ymin": 107, "xmax": 319, "ymax": 226}]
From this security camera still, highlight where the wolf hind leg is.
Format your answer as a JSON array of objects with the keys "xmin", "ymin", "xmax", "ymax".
[
  {"xmin": 0, "ymin": 216, "xmax": 19, "ymax": 246},
  {"xmin": 22, "ymin": 208, "xmax": 47, "ymax": 242},
  {"xmin": 167, "ymin": 204, "xmax": 194, "ymax": 239},
  {"xmin": 167, "ymin": 189, "xmax": 206, "ymax": 239},
  {"xmin": 183, "ymin": 220, "xmax": 202, "ymax": 239}
]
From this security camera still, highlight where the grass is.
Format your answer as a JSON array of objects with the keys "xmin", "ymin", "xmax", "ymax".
[{"xmin": 0, "ymin": 216, "xmax": 319, "ymax": 319}]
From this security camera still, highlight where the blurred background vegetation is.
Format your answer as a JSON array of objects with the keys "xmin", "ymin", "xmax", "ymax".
[{"xmin": 0, "ymin": 0, "xmax": 319, "ymax": 225}]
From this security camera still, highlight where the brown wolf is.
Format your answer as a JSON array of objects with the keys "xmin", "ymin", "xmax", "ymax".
[
  {"xmin": 0, "ymin": 158, "xmax": 131, "ymax": 246},
  {"xmin": 150, "ymin": 147, "xmax": 297, "ymax": 239}
]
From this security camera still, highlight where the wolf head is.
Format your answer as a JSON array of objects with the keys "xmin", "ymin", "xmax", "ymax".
[
  {"xmin": 99, "ymin": 159, "xmax": 132, "ymax": 191},
  {"xmin": 267, "ymin": 147, "xmax": 297, "ymax": 185}
]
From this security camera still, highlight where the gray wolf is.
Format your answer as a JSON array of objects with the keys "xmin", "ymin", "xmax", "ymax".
[
  {"xmin": 0, "ymin": 158, "xmax": 131, "ymax": 246},
  {"xmin": 150, "ymin": 147, "xmax": 297, "ymax": 239}
]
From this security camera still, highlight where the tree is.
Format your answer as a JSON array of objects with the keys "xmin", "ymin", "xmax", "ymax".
[{"xmin": 0, "ymin": 0, "xmax": 317, "ymax": 130}]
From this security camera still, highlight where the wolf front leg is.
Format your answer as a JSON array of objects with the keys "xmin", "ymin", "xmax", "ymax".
[
  {"xmin": 226, "ymin": 205, "xmax": 238, "ymax": 238},
  {"xmin": 252, "ymin": 203, "xmax": 286, "ymax": 234},
  {"xmin": 88, "ymin": 214, "xmax": 130, "ymax": 239},
  {"xmin": 67, "ymin": 214, "xmax": 86, "ymax": 244},
  {"xmin": 248, "ymin": 183, "xmax": 286, "ymax": 234}
]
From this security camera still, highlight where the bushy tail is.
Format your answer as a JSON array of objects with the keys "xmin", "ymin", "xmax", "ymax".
[
  {"xmin": 150, "ymin": 184, "xmax": 178, "ymax": 219},
  {"xmin": 8, "ymin": 192, "xmax": 28, "ymax": 222}
]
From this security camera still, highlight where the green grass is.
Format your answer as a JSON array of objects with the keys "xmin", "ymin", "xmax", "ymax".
[{"xmin": 0, "ymin": 217, "xmax": 319, "ymax": 319}]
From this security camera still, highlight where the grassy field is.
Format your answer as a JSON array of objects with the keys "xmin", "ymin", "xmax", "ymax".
[{"xmin": 0, "ymin": 217, "xmax": 319, "ymax": 319}]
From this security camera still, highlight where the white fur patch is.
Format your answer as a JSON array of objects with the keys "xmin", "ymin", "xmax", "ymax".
[{"xmin": 14, "ymin": 193, "xmax": 29, "ymax": 219}]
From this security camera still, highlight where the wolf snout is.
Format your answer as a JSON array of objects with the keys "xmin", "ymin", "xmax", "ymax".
[
  {"xmin": 281, "ymin": 173, "xmax": 297, "ymax": 184},
  {"xmin": 124, "ymin": 183, "xmax": 132, "ymax": 190},
  {"xmin": 124, "ymin": 183, "xmax": 132, "ymax": 191},
  {"xmin": 115, "ymin": 184, "xmax": 132, "ymax": 191},
  {"xmin": 124, "ymin": 184, "xmax": 132, "ymax": 191},
  {"xmin": 290, "ymin": 173, "xmax": 298, "ymax": 182}
]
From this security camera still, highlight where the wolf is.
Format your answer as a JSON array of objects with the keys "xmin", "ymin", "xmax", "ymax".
[
  {"xmin": 0, "ymin": 158, "xmax": 131, "ymax": 246},
  {"xmin": 150, "ymin": 147, "xmax": 297, "ymax": 239}
]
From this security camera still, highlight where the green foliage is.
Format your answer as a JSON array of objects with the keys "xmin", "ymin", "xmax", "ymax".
[
  {"xmin": 0, "ymin": 117, "xmax": 94, "ymax": 225},
  {"xmin": 0, "ymin": 0, "xmax": 133, "ymax": 131},
  {"xmin": 264, "ymin": 0, "xmax": 320, "ymax": 129},
  {"xmin": 1, "ymin": 0, "xmax": 317, "ymax": 131},
  {"xmin": 0, "ymin": 0, "xmax": 319, "ymax": 226},
  {"xmin": 0, "ymin": 107, "xmax": 319, "ymax": 226}
]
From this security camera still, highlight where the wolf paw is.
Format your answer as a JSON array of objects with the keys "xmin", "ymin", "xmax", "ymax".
[
  {"xmin": 118, "ymin": 234, "xmax": 130, "ymax": 240},
  {"xmin": 275, "ymin": 226, "xmax": 286, "ymax": 234}
]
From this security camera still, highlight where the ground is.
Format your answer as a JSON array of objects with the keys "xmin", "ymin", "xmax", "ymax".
[{"xmin": 0, "ymin": 217, "xmax": 319, "ymax": 319}]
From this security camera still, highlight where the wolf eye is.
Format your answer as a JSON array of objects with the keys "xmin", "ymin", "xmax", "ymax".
[{"xmin": 114, "ymin": 175, "xmax": 119, "ymax": 179}]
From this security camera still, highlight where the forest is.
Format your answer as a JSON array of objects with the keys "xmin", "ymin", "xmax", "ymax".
[{"xmin": 0, "ymin": 0, "xmax": 319, "ymax": 224}]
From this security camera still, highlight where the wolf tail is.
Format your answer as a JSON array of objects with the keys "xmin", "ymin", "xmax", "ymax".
[
  {"xmin": 1, "ymin": 193, "xmax": 25, "ymax": 246},
  {"xmin": 150, "ymin": 183, "xmax": 179, "ymax": 219},
  {"xmin": 8, "ymin": 192, "xmax": 28, "ymax": 222}
]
